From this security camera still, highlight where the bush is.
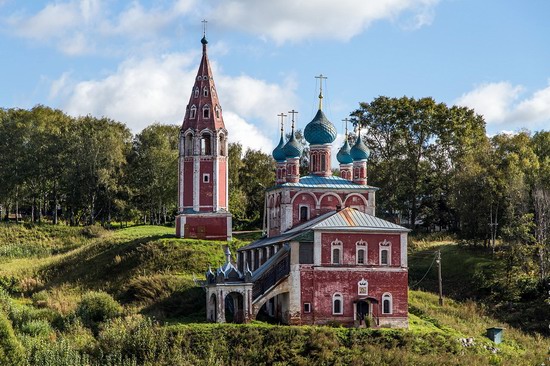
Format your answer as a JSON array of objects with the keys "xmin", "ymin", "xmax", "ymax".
[
  {"xmin": 20, "ymin": 319, "xmax": 53, "ymax": 338},
  {"xmin": 81, "ymin": 225, "xmax": 106, "ymax": 239},
  {"xmin": 76, "ymin": 291, "xmax": 122, "ymax": 333},
  {"xmin": 0, "ymin": 309, "xmax": 25, "ymax": 366}
]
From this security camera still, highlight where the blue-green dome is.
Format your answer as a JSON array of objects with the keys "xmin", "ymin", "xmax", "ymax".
[
  {"xmin": 304, "ymin": 109, "xmax": 337, "ymax": 145},
  {"xmin": 272, "ymin": 133, "xmax": 287, "ymax": 162},
  {"xmin": 283, "ymin": 132, "xmax": 302, "ymax": 158},
  {"xmin": 337, "ymin": 138, "xmax": 353, "ymax": 164},
  {"xmin": 350, "ymin": 135, "xmax": 370, "ymax": 161}
]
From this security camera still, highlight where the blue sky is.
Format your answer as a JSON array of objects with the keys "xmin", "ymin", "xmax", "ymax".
[{"xmin": 1, "ymin": 0, "xmax": 549, "ymax": 155}]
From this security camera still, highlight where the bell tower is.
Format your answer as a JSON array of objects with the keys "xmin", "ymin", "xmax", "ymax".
[{"xmin": 176, "ymin": 25, "xmax": 232, "ymax": 240}]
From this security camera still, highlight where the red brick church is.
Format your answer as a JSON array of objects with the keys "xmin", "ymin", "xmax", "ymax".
[{"xmin": 178, "ymin": 34, "xmax": 409, "ymax": 328}]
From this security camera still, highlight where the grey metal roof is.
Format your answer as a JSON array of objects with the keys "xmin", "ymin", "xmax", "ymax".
[
  {"xmin": 250, "ymin": 245, "xmax": 289, "ymax": 280},
  {"xmin": 267, "ymin": 175, "xmax": 379, "ymax": 191},
  {"xmin": 312, "ymin": 208, "xmax": 409, "ymax": 232},
  {"xmin": 238, "ymin": 208, "xmax": 408, "ymax": 252}
]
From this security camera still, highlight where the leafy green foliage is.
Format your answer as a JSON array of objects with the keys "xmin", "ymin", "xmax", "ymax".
[
  {"xmin": 76, "ymin": 291, "xmax": 123, "ymax": 333},
  {"xmin": 0, "ymin": 308, "xmax": 25, "ymax": 366}
]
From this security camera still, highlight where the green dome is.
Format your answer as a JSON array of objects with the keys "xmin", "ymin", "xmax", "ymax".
[
  {"xmin": 283, "ymin": 132, "xmax": 302, "ymax": 158},
  {"xmin": 272, "ymin": 133, "xmax": 287, "ymax": 162},
  {"xmin": 337, "ymin": 139, "xmax": 353, "ymax": 164},
  {"xmin": 350, "ymin": 135, "xmax": 370, "ymax": 161},
  {"xmin": 304, "ymin": 109, "xmax": 337, "ymax": 145}
]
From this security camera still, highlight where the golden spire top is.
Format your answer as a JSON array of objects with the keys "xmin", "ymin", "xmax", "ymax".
[{"xmin": 315, "ymin": 74, "xmax": 327, "ymax": 111}]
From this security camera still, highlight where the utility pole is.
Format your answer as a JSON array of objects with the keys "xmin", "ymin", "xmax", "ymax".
[{"xmin": 436, "ymin": 250, "xmax": 443, "ymax": 306}]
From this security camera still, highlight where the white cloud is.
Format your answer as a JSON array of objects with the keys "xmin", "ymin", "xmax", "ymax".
[
  {"xmin": 5, "ymin": 0, "xmax": 195, "ymax": 55},
  {"xmin": 210, "ymin": 0, "xmax": 439, "ymax": 43},
  {"xmin": 52, "ymin": 52, "xmax": 291, "ymax": 153},
  {"xmin": 455, "ymin": 80, "xmax": 550, "ymax": 132}
]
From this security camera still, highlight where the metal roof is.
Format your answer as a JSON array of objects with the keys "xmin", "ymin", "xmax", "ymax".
[
  {"xmin": 267, "ymin": 175, "xmax": 379, "ymax": 191},
  {"xmin": 238, "ymin": 208, "xmax": 408, "ymax": 251},
  {"xmin": 312, "ymin": 207, "xmax": 409, "ymax": 232}
]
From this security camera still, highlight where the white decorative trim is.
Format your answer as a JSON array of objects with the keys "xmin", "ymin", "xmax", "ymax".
[
  {"xmin": 400, "ymin": 233, "xmax": 407, "ymax": 267},
  {"xmin": 382, "ymin": 293, "xmax": 393, "ymax": 314},
  {"xmin": 332, "ymin": 293, "xmax": 343, "ymax": 315},
  {"xmin": 379, "ymin": 239, "xmax": 391, "ymax": 266},
  {"xmin": 356, "ymin": 239, "xmax": 367, "ymax": 265},
  {"xmin": 331, "ymin": 238, "xmax": 343, "ymax": 265},
  {"xmin": 358, "ymin": 278, "xmax": 368, "ymax": 295}
]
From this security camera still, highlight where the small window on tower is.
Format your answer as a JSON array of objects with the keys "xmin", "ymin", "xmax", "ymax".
[
  {"xmin": 203, "ymin": 86, "xmax": 208, "ymax": 97},
  {"xmin": 203, "ymin": 174, "xmax": 210, "ymax": 183},
  {"xmin": 194, "ymin": 87, "xmax": 199, "ymax": 98},
  {"xmin": 203, "ymin": 107, "xmax": 210, "ymax": 119},
  {"xmin": 190, "ymin": 106, "xmax": 197, "ymax": 119},
  {"xmin": 303, "ymin": 303, "xmax": 311, "ymax": 313}
]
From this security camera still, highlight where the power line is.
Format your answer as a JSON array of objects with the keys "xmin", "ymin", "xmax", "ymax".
[{"xmin": 410, "ymin": 251, "xmax": 437, "ymax": 288}]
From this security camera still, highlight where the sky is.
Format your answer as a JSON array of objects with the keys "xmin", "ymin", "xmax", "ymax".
[{"xmin": 1, "ymin": 0, "xmax": 549, "ymax": 158}]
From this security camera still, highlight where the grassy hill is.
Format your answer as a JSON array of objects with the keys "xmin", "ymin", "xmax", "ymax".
[{"xmin": 0, "ymin": 223, "xmax": 548, "ymax": 365}]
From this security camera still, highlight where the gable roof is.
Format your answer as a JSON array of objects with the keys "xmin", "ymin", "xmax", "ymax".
[{"xmin": 238, "ymin": 208, "xmax": 408, "ymax": 251}]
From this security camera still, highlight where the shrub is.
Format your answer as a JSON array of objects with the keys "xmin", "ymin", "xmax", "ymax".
[
  {"xmin": 0, "ymin": 309, "xmax": 25, "ymax": 366},
  {"xmin": 76, "ymin": 291, "xmax": 122, "ymax": 333},
  {"xmin": 81, "ymin": 225, "xmax": 106, "ymax": 238},
  {"xmin": 20, "ymin": 319, "xmax": 53, "ymax": 338}
]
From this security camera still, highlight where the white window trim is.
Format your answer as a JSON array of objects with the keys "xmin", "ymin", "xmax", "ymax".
[
  {"xmin": 331, "ymin": 239, "xmax": 342, "ymax": 265},
  {"xmin": 382, "ymin": 293, "xmax": 393, "ymax": 314},
  {"xmin": 332, "ymin": 293, "xmax": 343, "ymax": 315},
  {"xmin": 379, "ymin": 239, "xmax": 391, "ymax": 266},
  {"xmin": 299, "ymin": 204, "xmax": 309, "ymax": 221},
  {"xmin": 356, "ymin": 239, "xmax": 367, "ymax": 265},
  {"xmin": 303, "ymin": 302, "xmax": 311, "ymax": 313},
  {"xmin": 190, "ymin": 105, "xmax": 197, "ymax": 119},
  {"xmin": 203, "ymin": 174, "xmax": 210, "ymax": 183}
]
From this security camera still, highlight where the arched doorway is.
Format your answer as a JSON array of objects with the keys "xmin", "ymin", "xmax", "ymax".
[
  {"xmin": 225, "ymin": 292, "xmax": 244, "ymax": 323},
  {"xmin": 356, "ymin": 300, "xmax": 369, "ymax": 325},
  {"xmin": 208, "ymin": 293, "xmax": 217, "ymax": 322}
]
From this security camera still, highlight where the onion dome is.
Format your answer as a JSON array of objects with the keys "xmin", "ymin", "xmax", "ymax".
[
  {"xmin": 350, "ymin": 132, "xmax": 370, "ymax": 161},
  {"xmin": 283, "ymin": 132, "xmax": 302, "ymax": 158},
  {"xmin": 337, "ymin": 138, "xmax": 353, "ymax": 164},
  {"xmin": 304, "ymin": 109, "xmax": 337, "ymax": 145},
  {"xmin": 272, "ymin": 133, "xmax": 287, "ymax": 162}
]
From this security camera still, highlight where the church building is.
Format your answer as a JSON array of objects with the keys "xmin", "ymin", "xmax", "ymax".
[
  {"xmin": 181, "ymin": 33, "xmax": 409, "ymax": 328},
  {"xmin": 175, "ymin": 33, "xmax": 232, "ymax": 241}
]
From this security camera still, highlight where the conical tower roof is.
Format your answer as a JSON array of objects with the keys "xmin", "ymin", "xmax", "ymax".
[{"xmin": 182, "ymin": 35, "xmax": 225, "ymax": 132}]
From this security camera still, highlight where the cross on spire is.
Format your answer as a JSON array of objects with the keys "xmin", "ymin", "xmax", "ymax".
[
  {"xmin": 288, "ymin": 109, "xmax": 298, "ymax": 131},
  {"xmin": 315, "ymin": 74, "xmax": 328, "ymax": 110},
  {"xmin": 202, "ymin": 19, "xmax": 208, "ymax": 37},
  {"xmin": 342, "ymin": 118, "xmax": 351, "ymax": 136},
  {"xmin": 277, "ymin": 112, "xmax": 287, "ymax": 133}
]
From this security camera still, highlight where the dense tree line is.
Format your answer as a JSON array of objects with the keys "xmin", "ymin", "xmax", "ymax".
[{"xmin": 0, "ymin": 106, "xmax": 178, "ymax": 226}]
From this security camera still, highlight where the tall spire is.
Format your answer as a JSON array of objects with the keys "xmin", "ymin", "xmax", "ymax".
[{"xmin": 315, "ymin": 74, "xmax": 327, "ymax": 111}]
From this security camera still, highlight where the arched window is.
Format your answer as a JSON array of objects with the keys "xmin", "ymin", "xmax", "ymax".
[
  {"xmin": 299, "ymin": 205, "xmax": 309, "ymax": 222},
  {"xmin": 215, "ymin": 106, "xmax": 220, "ymax": 119},
  {"xmin": 379, "ymin": 239, "xmax": 391, "ymax": 265},
  {"xmin": 203, "ymin": 106, "xmax": 210, "ymax": 119},
  {"xmin": 332, "ymin": 293, "xmax": 343, "ymax": 315},
  {"xmin": 203, "ymin": 86, "xmax": 209, "ymax": 97},
  {"xmin": 321, "ymin": 154, "xmax": 326, "ymax": 171},
  {"xmin": 201, "ymin": 133, "xmax": 212, "ymax": 155},
  {"xmin": 211, "ymin": 86, "xmax": 216, "ymax": 96},
  {"xmin": 382, "ymin": 293, "xmax": 392, "ymax": 314},
  {"xmin": 194, "ymin": 87, "xmax": 199, "ymax": 98},
  {"xmin": 190, "ymin": 105, "xmax": 197, "ymax": 119},
  {"xmin": 356, "ymin": 240, "xmax": 367, "ymax": 265},
  {"xmin": 219, "ymin": 134, "xmax": 226, "ymax": 156},
  {"xmin": 185, "ymin": 133, "xmax": 194, "ymax": 156},
  {"xmin": 331, "ymin": 239, "xmax": 342, "ymax": 264}
]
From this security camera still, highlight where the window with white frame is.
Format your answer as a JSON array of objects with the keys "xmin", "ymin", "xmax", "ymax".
[
  {"xmin": 299, "ymin": 205, "xmax": 309, "ymax": 222},
  {"xmin": 194, "ymin": 87, "xmax": 199, "ymax": 98},
  {"xmin": 382, "ymin": 293, "xmax": 392, "ymax": 314},
  {"xmin": 356, "ymin": 239, "xmax": 367, "ymax": 264},
  {"xmin": 203, "ymin": 86, "xmax": 209, "ymax": 97},
  {"xmin": 203, "ymin": 106, "xmax": 210, "ymax": 119},
  {"xmin": 331, "ymin": 239, "xmax": 342, "ymax": 264},
  {"xmin": 379, "ymin": 239, "xmax": 391, "ymax": 265},
  {"xmin": 203, "ymin": 174, "xmax": 210, "ymax": 183},
  {"xmin": 358, "ymin": 278, "xmax": 368, "ymax": 295},
  {"xmin": 303, "ymin": 303, "xmax": 311, "ymax": 313},
  {"xmin": 332, "ymin": 293, "xmax": 343, "ymax": 315},
  {"xmin": 190, "ymin": 105, "xmax": 197, "ymax": 119}
]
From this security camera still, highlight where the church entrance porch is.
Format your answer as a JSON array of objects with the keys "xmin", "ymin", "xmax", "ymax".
[
  {"xmin": 225, "ymin": 291, "xmax": 245, "ymax": 323},
  {"xmin": 354, "ymin": 298, "xmax": 379, "ymax": 328}
]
